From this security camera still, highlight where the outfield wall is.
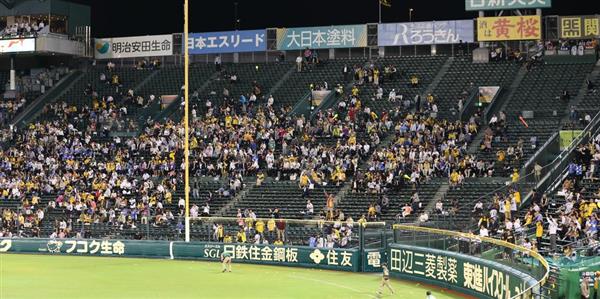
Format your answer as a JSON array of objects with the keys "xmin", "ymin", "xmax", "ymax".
[
  {"xmin": 388, "ymin": 244, "xmax": 539, "ymax": 299},
  {"xmin": 0, "ymin": 238, "xmax": 541, "ymax": 298},
  {"xmin": 0, "ymin": 238, "xmax": 361, "ymax": 272}
]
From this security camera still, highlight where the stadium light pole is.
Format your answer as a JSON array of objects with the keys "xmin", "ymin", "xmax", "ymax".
[{"xmin": 184, "ymin": 0, "xmax": 191, "ymax": 243}]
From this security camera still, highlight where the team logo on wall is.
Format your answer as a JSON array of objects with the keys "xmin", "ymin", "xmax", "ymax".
[
  {"xmin": 309, "ymin": 249, "xmax": 325, "ymax": 264},
  {"xmin": 95, "ymin": 41, "xmax": 110, "ymax": 54},
  {"xmin": 46, "ymin": 240, "xmax": 63, "ymax": 253}
]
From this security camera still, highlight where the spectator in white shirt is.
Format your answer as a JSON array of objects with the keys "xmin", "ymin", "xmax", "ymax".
[
  {"xmin": 479, "ymin": 226, "xmax": 489, "ymax": 237},
  {"xmin": 388, "ymin": 89, "xmax": 397, "ymax": 102},
  {"xmin": 547, "ymin": 215, "xmax": 558, "ymax": 253},
  {"xmin": 296, "ymin": 56, "xmax": 303, "ymax": 72},
  {"xmin": 306, "ymin": 200, "xmax": 314, "ymax": 215}
]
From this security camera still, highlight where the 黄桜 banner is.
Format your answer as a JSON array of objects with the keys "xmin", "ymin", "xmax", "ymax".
[
  {"xmin": 378, "ymin": 20, "xmax": 474, "ymax": 46},
  {"xmin": 477, "ymin": 16, "xmax": 541, "ymax": 41},
  {"xmin": 276, "ymin": 25, "xmax": 367, "ymax": 50},
  {"xmin": 188, "ymin": 30, "xmax": 266, "ymax": 54},
  {"xmin": 94, "ymin": 34, "xmax": 173, "ymax": 59}
]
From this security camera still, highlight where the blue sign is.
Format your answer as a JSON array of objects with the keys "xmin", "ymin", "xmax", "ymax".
[
  {"xmin": 378, "ymin": 20, "xmax": 474, "ymax": 46},
  {"xmin": 188, "ymin": 30, "xmax": 266, "ymax": 54}
]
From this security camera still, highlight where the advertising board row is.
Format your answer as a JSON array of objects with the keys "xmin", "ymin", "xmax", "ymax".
[
  {"xmin": 83, "ymin": 15, "xmax": 598, "ymax": 58},
  {"xmin": 0, "ymin": 238, "xmax": 360, "ymax": 272},
  {"xmin": 1, "ymin": 238, "xmax": 539, "ymax": 299}
]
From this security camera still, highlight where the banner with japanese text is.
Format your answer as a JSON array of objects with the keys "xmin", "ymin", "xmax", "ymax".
[
  {"xmin": 175, "ymin": 242, "xmax": 360, "ymax": 272},
  {"xmin": 465, "ymin": 0, "xmax": 551, "ymax": 11},
  {"xmin": 95, "ymin": 34, "xmax": 173, "ymax": 59},
  {"xmin": 0, "ymin": 238, "xmax": 143, "ymax": 256},
  {"xmin": 388, "ymin": 244, "xmax": 537, "ymax": 299},
  {"xmin": 0, "ymin": 239, "xmax": 359, "ymax": 272},
  {"xmin": 363, "ymin": 248, "xmax": 385, "ymax": 272},
  {"xmin": 188, "ymin": 30, "xmax": 266, "ymax": 54},
  {"xmin": 378, "ymin": 20, "xmax": 474, "ymax": 46},
  {"xmin": 477, "ymin": 16, "xmax": 541, "ymax": 41},
  {"xmin": 559, "ymin": 16, "xmax": 600, "ymax": 39},
  {"xmin": 276, "ymin": 25, "xmax": 367, "ymax": 50}
]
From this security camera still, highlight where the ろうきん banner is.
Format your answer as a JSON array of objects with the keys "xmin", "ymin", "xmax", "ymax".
[
  {"xmin": 465, "ymin": 0, "xmax": 551, "ymax": 11},
  {"xmin": 276, "ymin": 25, "xmax": 367, "ymax": 50},
  {"xmin": 188, "ymin": 30, "xmax": 266, "ymax": 54},
  {"xmin": 477, "ymin": 16, "xmax": 541, "ymax": 41},
  {"xmin": 388, "ymin": 244, "xmax": 538, "ymax": 299},
  {"xmin": 0, "ymin": 38, "xmax": 35, "ymax": 53},
  {"xmin": 378, "ymin": 20, "xmax": 474, "ymax": 46},
  {"xmin": 95, "ymin": 34, "xmax": 173, "ymax": 59},
  {"xmin": 559, "ymin": 16, "xmax": 600, "ymax": 39}
]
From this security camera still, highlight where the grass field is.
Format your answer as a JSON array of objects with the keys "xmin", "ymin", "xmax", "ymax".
[{"xmin": 0, "ymin": 254, "xmax": 468, "ymax": 299}]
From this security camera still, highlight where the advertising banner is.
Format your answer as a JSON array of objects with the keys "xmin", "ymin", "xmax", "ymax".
[
  {"xmin": 0, "ymin": 38, "xmax": 35, "ymax": 53},
  {"xmin": 0, "ymin": 238, "xmax": 360, "ymax": 272},
  {"xmin": 478, "ymin": 86, "xmax": 500, "ymax": 104},
  {"xmin": 175, "ymin": 242, "xmax": 360, "ymax": 272},
  {"xmin": 276, "ymin": 25, "xmax": 367, "ymax": 50},
  {"xmin": 188, "ymin": 30, "xmax": 266, "ymax": 54},
  {"xmin": 388, "ymin": 244, "xmax": 537, "ymax": 299},
  {"xmin": 95, "ymin": 34, "xmax": 173, "ymax": 59},
  {"xmin": 559, "ymin": 130, "xmax": 583, "ymax": 150},
  {"xmin": 378, "ymin": 20, "xmax": 474, "ymax": 46},
  {"xmin": 559, "ymin": 16, "xmax": 600, "ymax": 39},
  {"xmin": 477, "ymin": 16, "xmax": 541, "ymax": 41},
  {"xmin": 465, "ymin": 0, "xmax": 551, "ymax": 11},
  {"xmin": 363, "ymin": 248, "xmax": 385, "ymax": 272}
]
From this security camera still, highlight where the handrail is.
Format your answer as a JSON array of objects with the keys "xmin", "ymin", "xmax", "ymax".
[
  {"xmin": 458, "ymin": 88, "xmax": 478, "ymax": 122},
  {"xmin": 393, "ymin": 224, "xmax": 550, "ymax": 299},
  {"xmin": 193, "ymin": 216, "xmax": 386, "ymax": 227},
  {"xmin": 522, "ymin": 131, "xmax": 558, "ymax": 178}
]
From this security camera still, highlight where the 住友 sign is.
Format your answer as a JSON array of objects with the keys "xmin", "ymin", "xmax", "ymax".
[
  {"xmin": 477, "ymin": 16, "xmax": 541, "ymax": 41},
  {"xmin": 95, "ymin": 34, "xmax": 173, "ymax": 59},
  {"xmin": 559, "ymin": 16, "xmax": 600, "ymax": 39},
  {"xmin": 276, "ymin": 25, "xmax": 367, "ymax": 50},
  {"xmin": 378, "ymin": 20, "xmax": 474, "ymax": 46},
  {"xmin": 465, "ymin": 0, "xmax": 551, "ymax": 11},
  {"xmin": 182, "ymin": 243, "xmax": 360, "ymax": 272},
  {"xmin": 188, "ymin": 30, "xmax": 266, "ymax": 54},
  {"xmin": 0, "ymin": 38, "xmax": 35, "ymax": 53}
]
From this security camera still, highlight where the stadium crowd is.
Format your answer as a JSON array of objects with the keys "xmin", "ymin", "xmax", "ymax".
[{"xmin": 0, "ymin": 55, "xmax": 596, "ymax": 258}]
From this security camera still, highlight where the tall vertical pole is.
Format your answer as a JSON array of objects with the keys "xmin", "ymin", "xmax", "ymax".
[
  {"xmin": 184, "ymin": 0, "xmax": 191, "ymax": 243},
  {"xmin": 378, "ymin": 1, "xmax": 382, "ymax": 24}
]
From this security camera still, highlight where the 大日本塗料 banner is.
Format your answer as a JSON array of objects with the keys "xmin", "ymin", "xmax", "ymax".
[
  {"xmin": 477, "ymin": 16, "xmax": 541, "ymax": 41},
  {"xmin": 465, "ymin": 0, "xmax": 551, "ymax": 11},
  {"xmin": 188, "ymin": 30, "xmax": 266, "ymax": 54},
  {"xmin": 378, "ymin": 20, "xmax": 474, "ymax": 46},
  {"xmin": 276, "ymin": 25, "xmax": 367, "ymax": 50},
  {"xmin": 95, "ymin": 34, "xmax": 173, "ymax": 59},
  {"xmin": 559, "ymin": 16, "xmax": 600, "ymax": 39}
]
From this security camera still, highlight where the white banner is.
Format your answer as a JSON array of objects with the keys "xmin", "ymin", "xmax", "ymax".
[
  {"xmin": 94, "ymin": 34, "xmax": 173, "ymax": 59},
  {"xmin": 0, "ymin": 38, "xmax": 35, "ymax": 53}
]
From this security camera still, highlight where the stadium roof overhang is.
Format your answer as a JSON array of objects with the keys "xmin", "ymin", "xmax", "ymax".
[{"xmin": 0, "ymin": 0, "xmax": 17, "ymax": 9}]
